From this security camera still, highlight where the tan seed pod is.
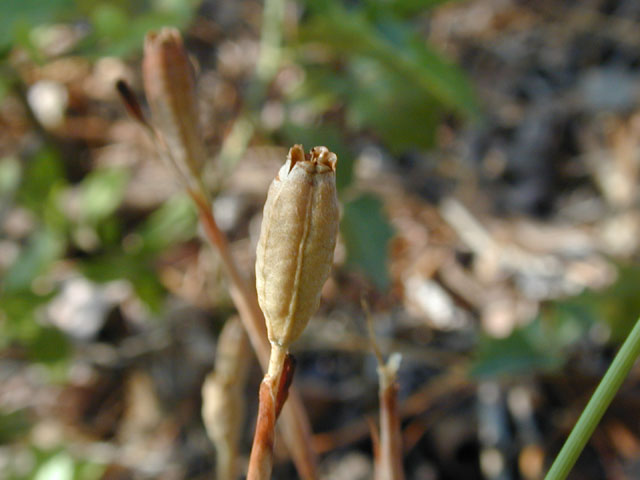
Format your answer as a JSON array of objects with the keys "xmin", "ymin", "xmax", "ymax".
[
  {"xmin": 142, "ymin": 27, "xmax": 205, "ymax": 183},
  {"xmin": 256, "ymin": 145, "xmax": 339, "ymax": 349},
  {"xmin": 202, "ymin": 317, "xmax": 250, "ymax": 480}
]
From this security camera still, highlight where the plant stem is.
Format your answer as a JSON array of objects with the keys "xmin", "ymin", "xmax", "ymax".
[
  {"xmin": 364, "ymin": 300, "xmax": 404, "ymax": 480},
  {"xmin": 255, "ymin": 0, "xmax": 285, "ymax": 89},
  {"xmin": 190, "ymin": 192, "xmax": 318, "ymax": 479},
  {"xmin": 377, "ymin": 367, "xmax": 405, "ymax": 480},
  {"xmin": 545, "ymin": 317, "xmax": 640, "ymax": 480},
  {"xmin": 248, "ymin": 344, "xmax": 292, "ymax": 480}
]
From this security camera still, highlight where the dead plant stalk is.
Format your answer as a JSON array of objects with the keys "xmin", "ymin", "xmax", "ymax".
[
  {"xmin": 119, "ymin": 27, "xmax": 319, "ymax": 480},
  {"xmin": 365, "ymin": 301, "xmax": 405, "ymax": 480},
  {"xmin": 248, "ymin": 145, "xmax": 340, "ymax": 479}
]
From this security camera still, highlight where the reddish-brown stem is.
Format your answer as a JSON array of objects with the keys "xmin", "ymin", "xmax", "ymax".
[
  {"xmin": 363, "ymin": 300, "xmax": 404, "ymax": 480},
  {"xmin": 377, "ymin": 379, "xmax": 405, "ymax": 480},
  {"xmin": 191, "ymin": 190, "xmax": 271, "ymax": 364},
  {"xmin": 248, "ymin": 348, "xmax": 295, "ymax": 480},
  {"xmin": 248, "ymin": 379, "xmax": 277, "ymax": 480},
  {"xmin": 117, "ymin": 78, "xmax": 317, "ymax": 479},
  {"xmin": 190, "ymin": 191, "xmax": 317, "ymax": 480},
  {"xmin": 275, "ymin": 354, "xmax": 295, "ymax": 418}
]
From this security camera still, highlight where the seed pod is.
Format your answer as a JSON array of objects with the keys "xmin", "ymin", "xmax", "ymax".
[
  {"xmin": 142, "ymin": 28, "xmax": 204, "ymax": 182},
  {"xmin": 202, "ymin": 317, "xmax": 250, "ymax": 480},
  {"xmin": 256, "ymin": 145, "xmax": 339, "ymax": 348}
]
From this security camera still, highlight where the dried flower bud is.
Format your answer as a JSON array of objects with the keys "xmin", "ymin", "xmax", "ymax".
[
  {"xmin": 202, "ymin": 317, "xmax": 250, "ymax": 480},
  {"xmin": 142, "ymin": 27, "xmax": 204, "ymax": 181},
  {"xmin": 256, "ymin": 145, "xmax": 339, "ymax": 348}
]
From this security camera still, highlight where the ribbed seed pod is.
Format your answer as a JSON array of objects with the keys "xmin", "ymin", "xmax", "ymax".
[
  {"xmin": 142, "ymin": 28, "xmax": 205, "ymax": 183},
  {"xmin": 202, "ymin": 317, "xmax": 250, "ymax": 480},
  {"xmin": 256, "ymin": 145, "xmax": 339, "ymax": 349}
]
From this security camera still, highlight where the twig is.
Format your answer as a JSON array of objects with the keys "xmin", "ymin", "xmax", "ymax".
[
  {"xmin": 364, "ymin": 300, "xmax": 405, "ymax": 480},
  {"xmin": 247, "ymin": 347, "xmax": 295, "ymax": 480},
  {"xmin": 311, "ymin": 371, "xmax": 470, "ymax": 454},
  {"xmin": 377, "ymin": 364, "xmax": 404, "ymax": 480}
]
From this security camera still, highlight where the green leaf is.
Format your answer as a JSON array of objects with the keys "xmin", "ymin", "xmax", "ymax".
[
  {"xmin": 79, "ymin": 167, "xmax": 129, "ymax": 224},
  {"xmin": 17, "ymin": 147, "xmax": 66, "ymax": 214},
  {"xmin": 96, "ymin": 215, "xmax": 122, "ymax": 247},
  {"xmin": 83, "ymin": 3, "xmax": 195, "ymax": 57},
  {"xmin": 0, "ymin": 156, "xmax": 20, "ymax": 196},
  {"xmin": 471, "ymin": 263, "xmax": 640, "ymax": 378},
  {"xmin": 290, "ymin": 56, "xmax": 442, "ymax": 152},
  {"xmin": 345, "ymin": 58, "xmax": 441, "ymax": 152},
  {"xmin": 299, "ymin": 6, "xmax": 479, "ymax": 119},
  {"xmin": 81, "ymin": 253, "xmax": 165, "ymax": 312},
  {"xmin": 541, "ymin": 263, "xmax": 640, "ymax": 344},
  {"xmin": 341, "ymin": 193, "xmax": 394, "ymax": 289},
  {"xmin": 0, "ymin": 409, "xmax": 31, "ymax": 444},
  {"xmin": 137, "ymin": 193, "xmax": 197, "ymax": 253},
  {"xmin": 0, "ymin": 0, "xmax": 75, "ymax": 48},
  {"xmin": 27, "ymin": 326, "xmax": 71, "ymax": 365},
  {"xmin": 470, "ymin": 319, "xmax": 562, "ymax": 378},
  {"xmin": 288, "ymin": 64, "xmax": 351, "ymax": 113},
  {"xmin": 364, "ymin": 0, "xmax": 460, "ymax": 19},
  {"xmin": 2, "ymin": 228, "xmax": 66, "ymax": 293},
  {"xmin": 75, "ymin": 461, "xmax": 105, "ymax": 480},
  {"xmin": 0, "ymin": 290, "xmax": 53, "ymax": 345},
  {"xmin": 0, "ymin": 0, "xmax": 198, "ymax": 58},
  {"xmin": 25, "ymin": 449, "xmax": 105, "ymax": 480},
  {"xmin": 91, "ymin": 3, "xmax": 129, "ymax": 41},
  {"xmin": 34, "ymin": 452, "xmax": 74, "ymax": 480}
]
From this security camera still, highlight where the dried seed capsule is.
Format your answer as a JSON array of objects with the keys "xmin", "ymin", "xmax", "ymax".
[
  {"xmin": 256, "ymin": 145, "xmax": 339, "ymax": 348},
  {"xmin": 142, "ymin": 28, "xmax": 204, "ymax": 182},
  {"xmin": 202, "ymin": 317, "xmax": 250, "ymax": 480}
]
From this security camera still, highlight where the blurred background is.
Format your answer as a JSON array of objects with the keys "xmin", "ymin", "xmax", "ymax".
[{"xmin": 2, "ymin": 0, "xmax": 640, "ymax": 478}]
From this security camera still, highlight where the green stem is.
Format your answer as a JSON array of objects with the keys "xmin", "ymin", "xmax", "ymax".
[
  {"xmin": 249, "ymin": 0, "xmax": 286, "ymax": 106},
  {"xmin": 220, "ymin": 0, "xmax": 285, "ymax": 175},
  {"xmin": 545, "ymin": 317, "xmax": 640, "ymax": 480}
]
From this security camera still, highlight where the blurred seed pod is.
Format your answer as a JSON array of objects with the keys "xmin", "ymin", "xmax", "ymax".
[
  {"xmin": 142, "ymin": 27, "xmax": 205, "ymax": 185},
  {"xmin": 202, "ymin": 317, "xmax": 250, "ymax": 480},
  {"xmin": 255, "ymin": 145, "xmax": 339, "ymax": 349}
]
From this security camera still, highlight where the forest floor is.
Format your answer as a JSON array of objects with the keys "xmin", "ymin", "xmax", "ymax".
[{"xmin": 2, "ymin": 0, "xmax": 640, "ymax": 479}]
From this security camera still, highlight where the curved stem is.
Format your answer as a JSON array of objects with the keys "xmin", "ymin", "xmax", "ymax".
[
  {"xmin": 248, "ymin": 345, "xmax": 293, "ymax": 480},
  {"xmin": 545, "ymin": 318, "xmax": 640, "ymax": 480},
  {"xmin": 191, "ymin": 193, "xmax": 317, "ymax": 479}
]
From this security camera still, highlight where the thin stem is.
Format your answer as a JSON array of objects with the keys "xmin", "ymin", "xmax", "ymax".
[
  {"xmin": 268, "ymin": 342, "xmax": 288, "ymax": 379},
  {"xmin": 378, "ymin": 376, "xmax": 404, "ymax": 480},
  {"xmin": 191, "ymin": 190, "xmax": 271, "ymax": 364},
  {"xmin": 363, "ymin": 300, "xmax": 405, "ymax": 480},
  {"xmin": 254, "ymin": 0, "xmax": 285, "ymax": 90},
  {"xmin": 120, "ymin": 92, "xmax": 319, "ymax": 478},
  {"xmin": 118, "ymin": 29, "xmax": 319, "ymax": 474},
  {"xmin": 190, "ymin": 193, "xmax": 318, "ymax": 479},
  {"xmin": 545, "ymin": 317, "xmax": 640, "ymax": 480},
  {"xmin": 248, "ymin": 344, "xmax": 293, "ymax": 480}
]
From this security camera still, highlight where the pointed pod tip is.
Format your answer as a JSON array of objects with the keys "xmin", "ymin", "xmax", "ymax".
[
  {"xmin": 145, "ymin": 26, "xmax": 181, "ymax": 41},
  {"xmin": 286, "ymin": 145, "xmax": 337, "ymax": 174},
  {"xmin": 310, "ymin": 146, "xmax": 337, "ymax": 172},
  {"xmin": 144, "ymin": 27, "xmax": 184, "ymax": 56},
  {"xmin": 115, "ymin": 79, "xmax": 148, "ymax": 126},
  {"xmin": 287, "ymin": 144, "xmax": 306, "ymax": 173}
]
